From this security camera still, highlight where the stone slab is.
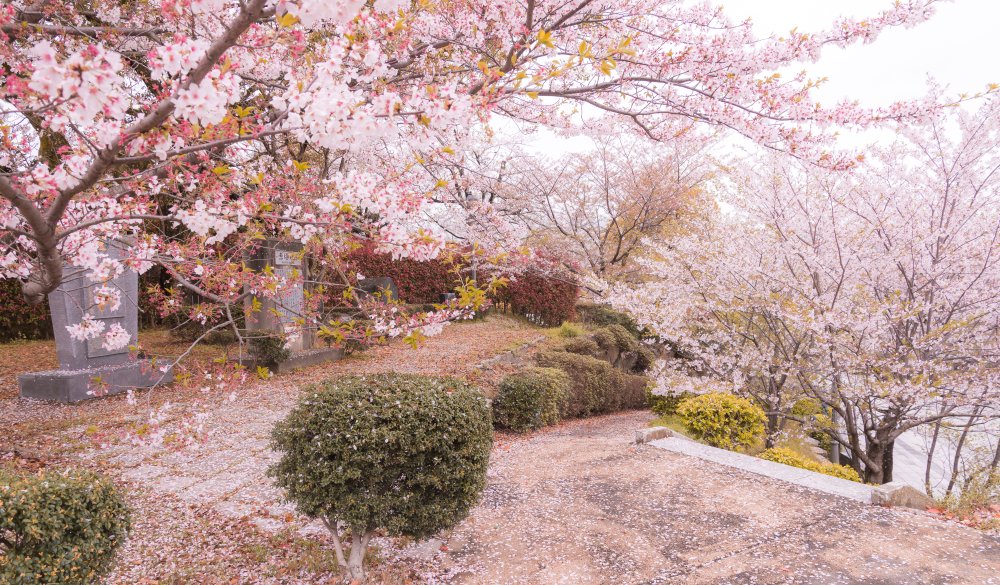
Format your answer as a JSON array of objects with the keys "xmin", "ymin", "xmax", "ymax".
[
  {"xmin": 649, "ymin": 436, "xmax": 875, "ymax": 503},
  {"xmin": 235, "ymin": 346, "xmax": 344, "ymax": 374},
  {"xmin": 18, "ymin": 359, "xmax": 173, "ymax": 403}
]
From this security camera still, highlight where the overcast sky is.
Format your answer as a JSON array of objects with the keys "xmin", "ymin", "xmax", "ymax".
[{"xmin": 520, "ymin": 0, "xmax": 999, "ymax": 154}]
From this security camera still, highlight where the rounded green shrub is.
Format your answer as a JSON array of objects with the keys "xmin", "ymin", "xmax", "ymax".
[
  {"xmin": 556, "ymin": 322, "xmax": 584, "ymax": 338},
  {"xmin": 634, "ymin": 345, "xmax": 656, "ymax": 373},
  {"xmin": 0, "ymin": 469, "xmax": 131, "ymax": 585},
  {"xmin": 535, "ymin": 350, "xmax": 626, "ymax": 417},
  {"xmin": 789, "ymin": 398, "xmax": 834, "ymax": 453},
  {"xmin": 790, "ymin": 398, "xmax": 822, "ymax": 417},
  {"xmin": 561, "ymin": 336, "xmax": 600, "ymax": 357},
  {"xmin": 493, "ymin": 367, "xmax": 570, "ymax": 432},
  {"xmin": 269, "ymin": 373, "xmax": 492, "ymax": 580},
  {"xmin": 759, "ymin": 447, "xmax": 861, "ymax": 482},
  {"xmin": 676, "ymin": 392, "xmax": 766, "ymax": 450},
  {"xmin": 249, "ymin": 333, "xmax": 291, "ymax": 367}
]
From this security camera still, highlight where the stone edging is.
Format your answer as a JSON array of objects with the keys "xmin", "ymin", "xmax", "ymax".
[{"xmin": 648, "ymin": 435, "xmax": 875, "ymax": 503}]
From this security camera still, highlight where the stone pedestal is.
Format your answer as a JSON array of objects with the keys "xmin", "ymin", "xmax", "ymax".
[
  {"xmin": 19, "ymin": 361, "xmax": 169, "ymax": 403},
  {"xmin": 18, "ymin": 242, "xmax": 172, "ymax": 403}
]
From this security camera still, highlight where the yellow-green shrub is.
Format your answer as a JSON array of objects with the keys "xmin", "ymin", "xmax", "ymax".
[
  {"xmin": 556, "ymin": 322, "xmax": 584, "ymax": 338},
  {"xmin": 676, "ymin": 393, "xmax": 765, "ymax": 450},
  {"xmin": 759, "ymin": 447, "xmax": 862, "ymax": 482},
  {"xmin": 647, "ymin": 388, "xmax": 693, "ymax": 416}
]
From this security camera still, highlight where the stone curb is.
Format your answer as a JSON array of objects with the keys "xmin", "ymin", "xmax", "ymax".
[{"xmin": 649, "ymin": 436, "xmax": 875, "ymax": 503}]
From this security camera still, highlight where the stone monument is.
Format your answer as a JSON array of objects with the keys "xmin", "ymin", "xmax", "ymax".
[{"xmin": 19, "ymin": 243, "xmax": 172, "ymax": 403}]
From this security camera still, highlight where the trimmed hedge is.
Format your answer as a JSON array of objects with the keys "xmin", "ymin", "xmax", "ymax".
[
  {"xmin": 536, "ymin": 350, "xmax": 623, "ymax": 417},
  {"xmin": 622, "ymin": 374, "xmax": 651, "ymax": 412},
  {"xmin": 759, "ymin": 447, "xmax": 861, "ymax": 482},
  {"xmin": 534, "ymin": 350, "xmax": 646, "ymax": 417},
  {"xmin": 575, "ymin": 303, "xmax": 642, "ymax": 338},
  {"xmin": 0, "ymin": 469, "xmax": 131, "ymax": 585},
  {"xmin": 270, "ymin": 373, "xmax": 492, "ymax": 541},
  {"xmin": 561, "ymin": 325, "xmax": 655, "ymax": 374},
  {"xmin": 592, "ymin": 324, "xmax": 655, "ymax": 373},
  {"xmin": 0, "ymin": 279, "xmax": 52, "ymax": 342},
  {"xmin": 493, "ymin": 367, "xmax": 570, "ymax": 432},
  {"xmin": 344, "ymin": 246, "xmax": 581, "ymax": 326},
  {"xmin": 676, "ymin": 393, "xmax": 766, "ymax": 451},
  {"xmin": 561, "ymin": 336, "xmax": 600, "ymax": 356}
]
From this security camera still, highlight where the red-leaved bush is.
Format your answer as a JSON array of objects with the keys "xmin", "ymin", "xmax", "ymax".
[
  {"xmin": 343, "ymin": 245, "xmax": 459, "ymax": 304},
  {"xmin": 493, "ymin": 271, "xmax": 578, "ymax": 326}
]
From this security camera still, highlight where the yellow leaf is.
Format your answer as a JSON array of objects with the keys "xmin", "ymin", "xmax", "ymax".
[
  {"xmin": 277, "ymin": 12, "xmax": 299, "ymax": 28},
  {"xmin": 537, "ymin": 30, "xmax": 554, "ymax": 48}
]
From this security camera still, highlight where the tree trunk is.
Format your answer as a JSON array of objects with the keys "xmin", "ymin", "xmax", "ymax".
[
  {"xmin": 985, "ymin": 434, "xmax": 1000, "ymax": 491},
  {"xmin": 864, "ymin": 441, "xmax": 885, "ymax": 484},
  {"xmin": 945, "ymin": 410, "xmax": 981, "ymax": 498},
  {"xmin": 765, "ymin": 412, "xmax": 779, "ymax": 449},
  {"xmin": 925, "ymin": 419, "xmax": 941, "ymax": 496},
  {"xmin": 882, "ymin": 440, "xmax": 894, "ymax": 484},
  {"xmin": 346, "ymin": 529, "xmax": 372, "ymax": 582}
]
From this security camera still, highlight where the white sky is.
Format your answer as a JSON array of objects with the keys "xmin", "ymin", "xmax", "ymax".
[{"xmin": 521, "ymin": 0, "xmax": 999, "ymax": 155}]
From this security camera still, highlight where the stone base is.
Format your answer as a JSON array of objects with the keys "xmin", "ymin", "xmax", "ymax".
[
  {"xmin": 19, "ymin": 359, "xmax": 173, "ymax": 403},
  {"xmin": 236, "ymin": 347, "xmax": 345, "ymax": 374}
]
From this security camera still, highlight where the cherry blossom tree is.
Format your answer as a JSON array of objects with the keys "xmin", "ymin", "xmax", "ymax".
[
  {"xmin": 612, "ymin": 96, "xmax": 1000, "ymax": 483},
  {"xmin": 505, "ymin": 128, "xmax": 715, "ymax": 281},
  {"xmin": 0, "ymin": 0, "xmax": 967, "ymax": 363}
]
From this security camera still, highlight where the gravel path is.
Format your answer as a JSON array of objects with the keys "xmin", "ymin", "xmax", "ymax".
[{"xmin": 4, "ymin": 316, "xmax": 999, "ymax": 584}]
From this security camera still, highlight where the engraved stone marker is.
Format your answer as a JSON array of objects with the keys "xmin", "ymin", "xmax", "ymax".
[{"xmin": 246, "ymin": 240, "xmax": 312, "ymax": 352}]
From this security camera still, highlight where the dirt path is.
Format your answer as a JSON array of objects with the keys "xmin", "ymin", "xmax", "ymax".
[{"xmin": 430, "ymin": 412, "xmax": 1000, "ymax": 585}]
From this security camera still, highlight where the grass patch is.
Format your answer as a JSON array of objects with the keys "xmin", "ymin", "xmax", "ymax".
[{"xmin": 649, "ymin": 414, "xmax": 689, "ymax": 437}]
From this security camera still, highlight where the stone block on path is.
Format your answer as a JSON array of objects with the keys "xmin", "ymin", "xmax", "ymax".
[
  {"xmin": 635, "ymin": 426, "xmax": 673, "ymax": 444},
  {"xmin": 871, "ymin": 482, "xmax": 935, "ymax": 510}
]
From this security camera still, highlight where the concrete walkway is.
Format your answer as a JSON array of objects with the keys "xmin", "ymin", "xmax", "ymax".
[{"xmin": 650, "ymin": 436, "xmax": 875, "ymax": 503}]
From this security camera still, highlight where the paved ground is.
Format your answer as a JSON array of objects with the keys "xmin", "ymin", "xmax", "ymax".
[{"xmin": 430, "ymin": 412, "xmax": 1000, "ymax": 585}]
